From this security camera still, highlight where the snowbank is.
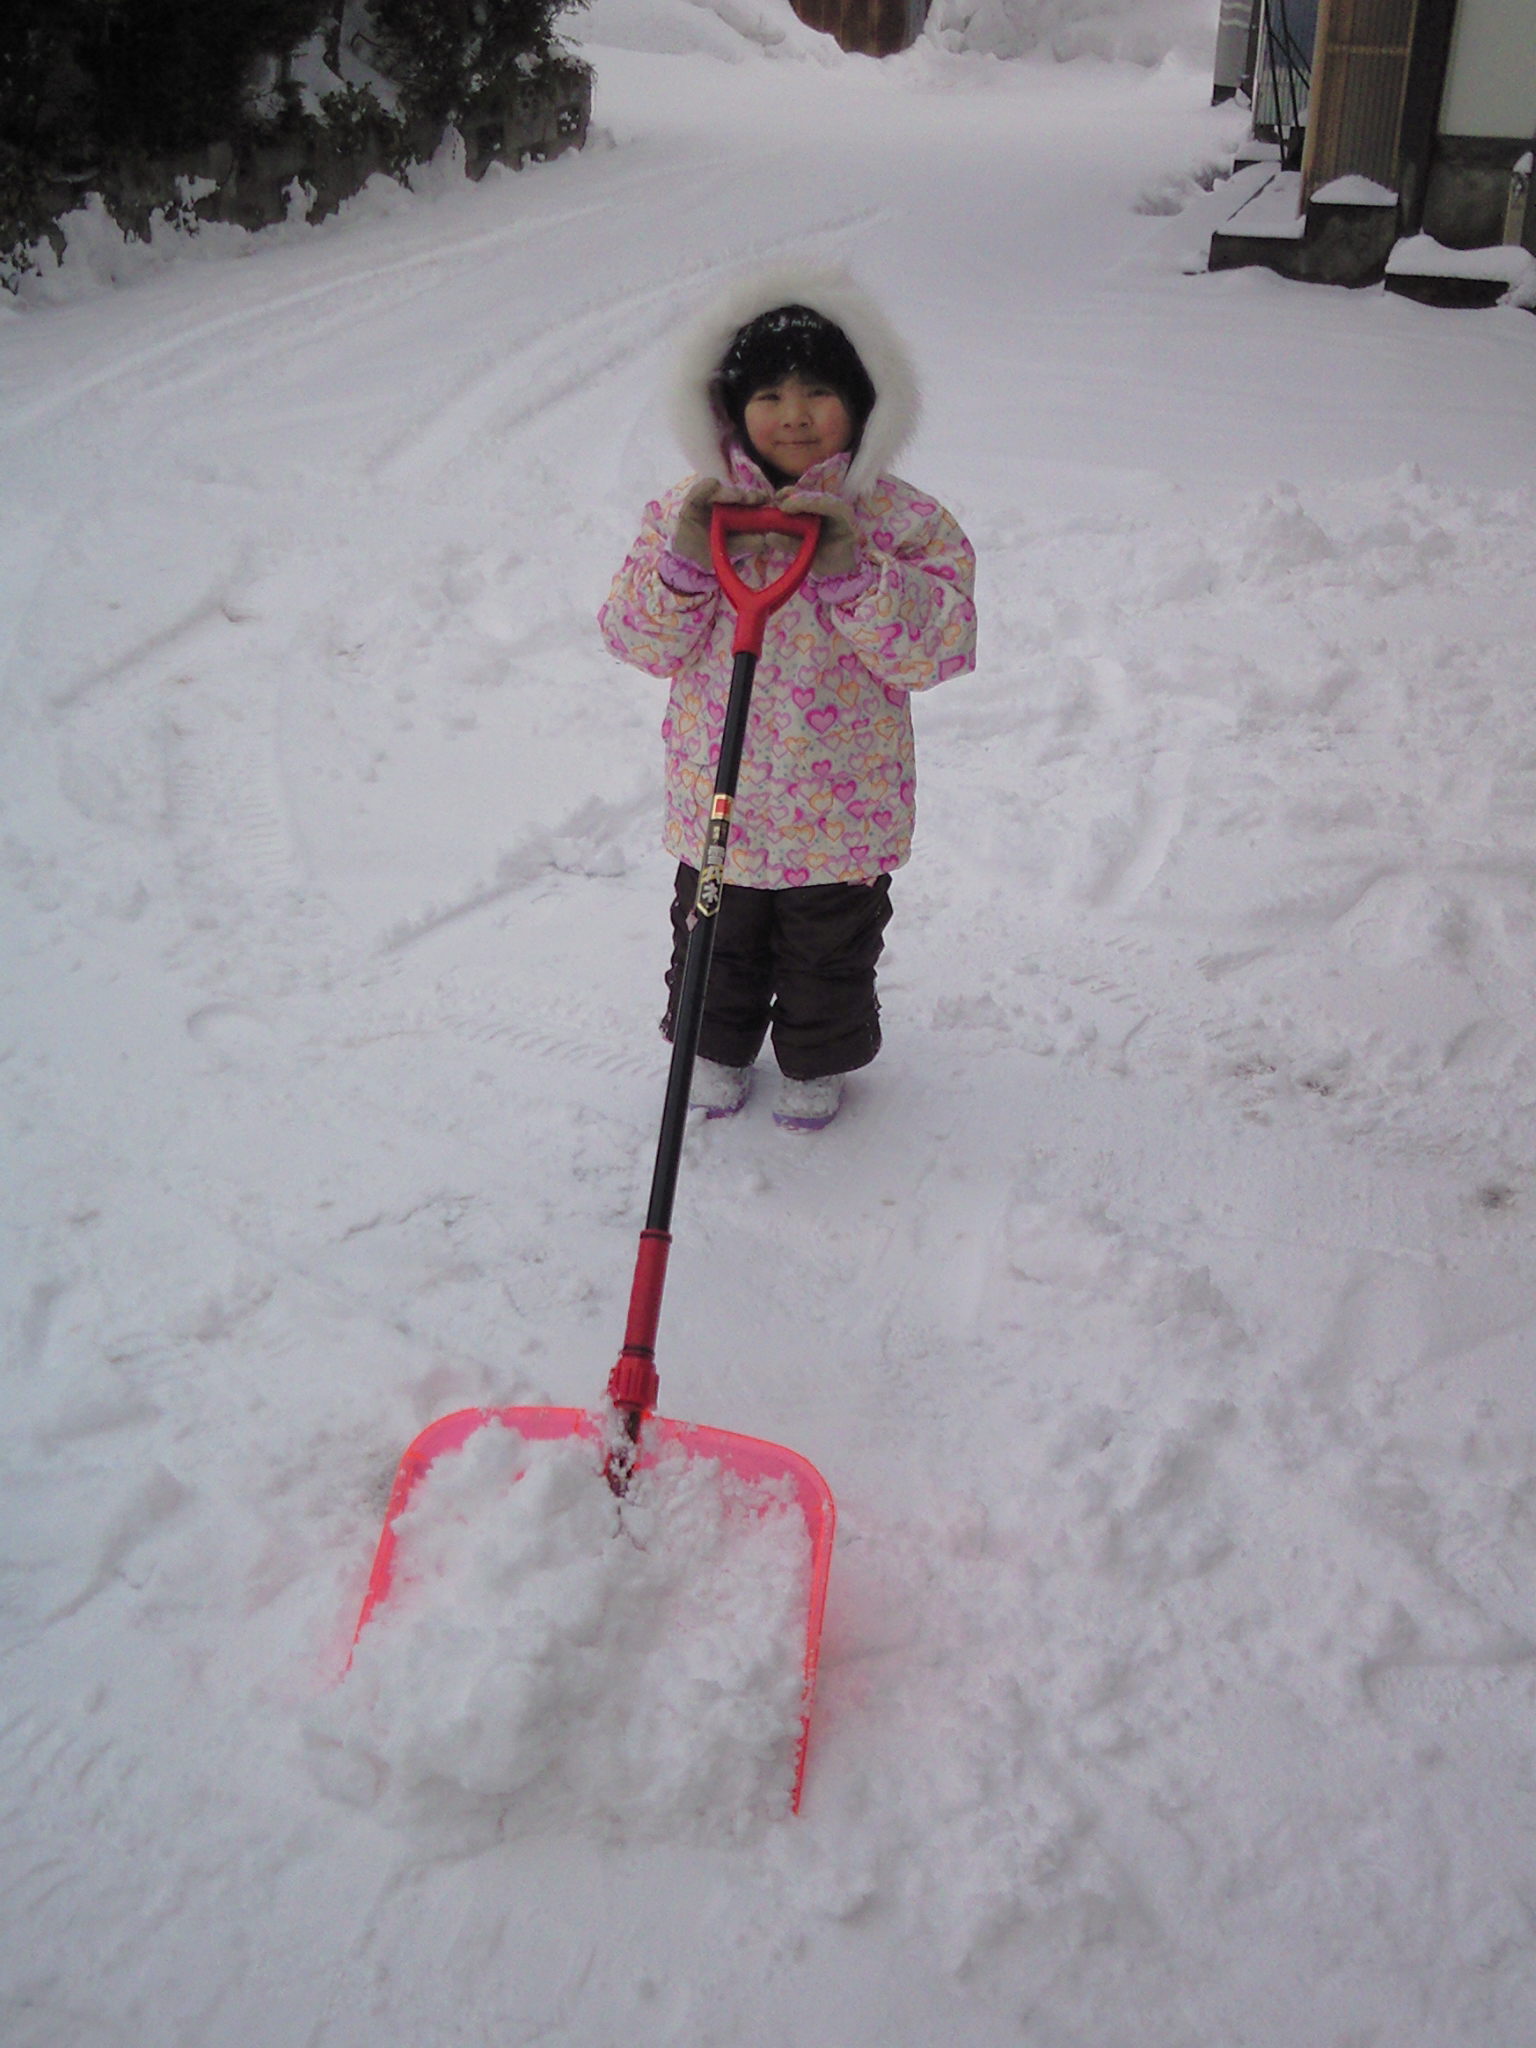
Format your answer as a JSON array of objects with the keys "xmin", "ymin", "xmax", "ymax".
[
  {"xmin": 6, "ymin": 134, "xmax": 479, "ymax": 310},
  {"xmin": 1388, "ymin": 230, "xmax": 1536, "ymax": 300},
  {"xmin": 589, "ymin": 0, "xmax": 1221, "ymax": 67},
  {"xmin": 574, "ymin": 0, "xmax": 840, "ymax": 61},
  {"xmin": 927, "ymin": 0, "xmax": 1217, "ymax": 64}
]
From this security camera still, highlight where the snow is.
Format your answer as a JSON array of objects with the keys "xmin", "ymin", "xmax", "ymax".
[
  {"xmin": 1213, "ymin": 163, "xmax": 1306, "ymax": 238},
  {"xmin": 928, "ymin": 0, "xmax": 1217, "ymax": 64},
  {"xmin": 311, "ymin": 1426, "xmax": 811, "ymax": 1849},
  {"xmin": 581, "ymin": 0, "xmax": 838, "ymax": 60},
  {"xmin": 1312, "ymin": 174, "xmax": 1398, "ymax": 206},
  {"xmin": 1388, "ymin": 231, "xmax": 1536, "ymax": 291},
  {"xmin": 6, "ymin": 5, "xmax": 1536, "ymax": 2045}
]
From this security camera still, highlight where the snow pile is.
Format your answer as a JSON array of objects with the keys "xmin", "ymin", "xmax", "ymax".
[
  {"xmin": 1312, "ymin": 174, "xmax": 1397, "ymax": 206},
  {"xmin": 8, "ymin": 133, "xmax": 479, "ymax": 310},
  {"xmin": 578, "ymin": 0, "xmax": 839, "ymax": 61},
  {"xmin": 7, "ymin": 190, "xmax": 260, "ymax": 305},
  {"xmin": 1388, "ymin": 232, "xmax": 1536, "ymax": 298},
  {"xmin": 927, "ymin": 0, "xmax": 1217, "ymax": 65},
  {"xmin": 309, "ymin": 1424, "xmax": 811, "ymax": 1850}
]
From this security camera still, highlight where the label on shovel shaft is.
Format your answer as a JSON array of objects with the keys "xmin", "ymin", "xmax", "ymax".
[{"xmin": 695, "ymin": 807, "xmax": 731, "ymax": 919}]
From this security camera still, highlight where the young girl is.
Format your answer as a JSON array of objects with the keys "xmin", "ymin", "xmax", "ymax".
[{"xmin": 598, "ymin": 267, "xmax": 976, "ymax": 1130}]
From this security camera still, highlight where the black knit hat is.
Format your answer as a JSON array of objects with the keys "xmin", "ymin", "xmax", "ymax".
[{"xmin": 715, "ymin": 304, "xmax": 876, "ymax": 446}]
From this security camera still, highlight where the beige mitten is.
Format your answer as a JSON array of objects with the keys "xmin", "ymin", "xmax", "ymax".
[
  {"xmin": 671, "ymin": 478, "xmax": 768, "ymax": 569},
  {"xmin": 774, "ymin": 490, "xmax": 860, "ymax": 578}
]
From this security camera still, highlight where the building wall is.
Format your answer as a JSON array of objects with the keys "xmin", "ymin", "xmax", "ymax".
[
  {"xmin": 1438, "ymin": 0, "xmax": 1536, "ymax": 138},
  {"xmin": 1211, "ymin": 0, "xmax": 1258, "ymax": 100}
]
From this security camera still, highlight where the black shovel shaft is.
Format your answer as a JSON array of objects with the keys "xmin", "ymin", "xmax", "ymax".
[
  {"xmin": 646, "ymin": 647, "xmax": 757, "ymax": 1232},
  {"xmin": 606, "ymin": 505, "xmax": 819, "ymax": 1437}
]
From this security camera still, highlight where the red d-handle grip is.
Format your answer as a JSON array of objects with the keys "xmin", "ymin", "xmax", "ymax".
[{"xmin": 709, "ymin": 504, "xmax": 821, "ymax": 655}]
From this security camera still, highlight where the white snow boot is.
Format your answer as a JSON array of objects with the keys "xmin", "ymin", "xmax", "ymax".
[
  {"xmin": 773, "ymin": 1073, "xmax": 845, "ymax": 1132},
  {"xmin": 690, "ymin": 1056, "xmax": 754, "ymax": 1118}
]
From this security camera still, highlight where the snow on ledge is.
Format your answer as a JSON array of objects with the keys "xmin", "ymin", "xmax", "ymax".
[
  {"xmin": 1311, "ymin": 175, "xmax": 1397, "ymax": 207},
  {"xmin": 1387, "ymin": 233, "xmax": 1536, "ymax": 287},
  {"xmin": 1220, "ymin": 166, "xmax": 1305, "ymax": 239}
]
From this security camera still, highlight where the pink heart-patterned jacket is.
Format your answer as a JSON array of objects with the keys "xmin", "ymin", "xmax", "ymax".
[{"xmin": 597, "ymin": 442, "xmax": 977, "ymax": 889}]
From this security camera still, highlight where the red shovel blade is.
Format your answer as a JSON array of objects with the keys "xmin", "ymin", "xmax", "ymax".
[{"xmin": 353, "ymin": 1405, "xmax": 836, "ymax": 1812}]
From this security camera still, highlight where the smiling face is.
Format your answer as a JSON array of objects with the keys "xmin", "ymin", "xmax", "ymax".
[{"xmin": 742, "ymin": 374, "xmax": 855, "ymax": 480}]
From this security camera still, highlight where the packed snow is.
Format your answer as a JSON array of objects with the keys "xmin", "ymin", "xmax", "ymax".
[
  {"xmin": 1312, "ymin": 175, "xmax": 1399, "ymax": 206},
  {"xmin": 310, "ymin": 1425, "xmax": 812, "ymax": 1848},
  {"xmin": 1388, "ymin": 232, "xmax": 1536, "ymax": 299},
  {"xmin": 5, "ymin": 3, "xmax": 1536, "ymax": 2044}
]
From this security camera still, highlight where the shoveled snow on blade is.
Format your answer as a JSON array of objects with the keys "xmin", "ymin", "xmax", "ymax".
[{"xmin": 309, "ymin": 1426, "xmax": 809, "ymax": 1849}]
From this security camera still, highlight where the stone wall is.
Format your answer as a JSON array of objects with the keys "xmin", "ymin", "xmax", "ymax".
[
  {"xmin": 1424, "ymin": 134, "xmax": 1536, "ymax": 252},
  {"xmin": 1209, "ymin": 188, "xmax": 1400, "ymax": 286}
]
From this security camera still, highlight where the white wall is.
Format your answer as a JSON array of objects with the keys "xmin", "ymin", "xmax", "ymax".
[{"xmin": 1439, "ymin": 0, "xmax": 1536, "ymax": 138}]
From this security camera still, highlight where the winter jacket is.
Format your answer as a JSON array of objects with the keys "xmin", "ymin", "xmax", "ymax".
[{"xmin": 597, "ymin": 268, "xmax": 977, "ymax": 889}]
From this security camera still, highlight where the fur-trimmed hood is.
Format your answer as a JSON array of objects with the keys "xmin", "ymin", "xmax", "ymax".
[{"xmin": 666, "ymin": 265, "xmax": 921, "ymax": 499}]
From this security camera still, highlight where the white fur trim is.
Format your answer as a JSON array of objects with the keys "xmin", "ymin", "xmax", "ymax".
[{"xmin": 665, "ymin": 264, "xmax": 921, "ymax": 499}]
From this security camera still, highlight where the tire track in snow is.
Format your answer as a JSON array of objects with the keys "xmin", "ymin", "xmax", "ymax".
[
  {"xmin": 379, "ymin": 787, "xmax": 654, "ymax": 951},
  {"xmin": 0, "ymin": 506, "xmax": 69, "ymax": 695},
  {"xmin": 463, "ymin": 1015, "xmax": 662, "ymax": 1086},
  {"xmin": 165, "ymin": 684, "xmax": 305, "ymax": 904},
  {"xmin": 1092, "ymin": 747, "xmax": 1190, "ymax": 912},
  {"xmin": 47, "ymin": 577, "xmax": 248, "ymax": 712},
  {"xmin": 44, "ymin": 1466, "xmax": 194, "ymax": 1624},
  {"xmin": 7, "ymin": 1082, "xmax": 534, "ymax": 1421},
  {"xmin": 368, "ymin": 205, "xmax": 888, "ymax": 487},
  {"xmin": 367, "ymin": 288, "xmax": 688, "ymax": 487},
  {"xmin": 326, "ymin": 994, "xmax": 669, "ymax": 1090},
  {"xmin": 14, "ymin": 1281, "xmax": 69, "ymax": 1374},
  {"xmin": 0, "ymin": 152, "xmax": 747, "ymax": 444}
]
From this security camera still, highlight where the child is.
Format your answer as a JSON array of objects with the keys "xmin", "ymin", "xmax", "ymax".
[{"xmin": 598, "ymin": 267, "xmax": 976, "ymax": 1130}]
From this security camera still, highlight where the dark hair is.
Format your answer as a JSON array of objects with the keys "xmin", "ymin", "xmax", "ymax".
[{"xmin": 715, "ymin": 304, "xmax": 876, "ymax": 451}]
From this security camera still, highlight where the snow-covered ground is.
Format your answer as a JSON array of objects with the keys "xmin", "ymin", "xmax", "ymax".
[{"xmin": 6, "ymin": 6, "xmax": 1536, "ymax": 2043}]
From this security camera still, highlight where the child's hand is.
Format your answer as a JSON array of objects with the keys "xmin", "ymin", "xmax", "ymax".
[
  {"xmin": 672, "ymin": 478, "xmax": 769, "ymax": 569},
  {"xmin": 773, "ymin": 489, "xmax": 859, "ymax": 579}
]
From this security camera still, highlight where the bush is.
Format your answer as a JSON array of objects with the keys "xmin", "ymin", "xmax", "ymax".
[
  {"xmin": 82, "ymin": 0, "xmax": 332, "ymax": 155},
  {"xmin": 2, "ymin": 0, "xmax": 587, "ymax": 277},
  {"xmin": 2, "ymin": 1, "xmax": 581, "ymax": 170},
  {"xmin": 368, "ymin": 0, "xmax": 577, "ymax": 126},
  {"xmin": 0, "ymin": 1, "xmax": 95, "ymax": 161},
  {"xmin": 1, "ymin": 0, "xmax": 331, "ymax": 165}
]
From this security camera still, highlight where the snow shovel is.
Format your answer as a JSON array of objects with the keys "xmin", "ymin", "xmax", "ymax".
[{"xmin": 355, "ymin": 504, "xmax": 836, "ymax": 1811}]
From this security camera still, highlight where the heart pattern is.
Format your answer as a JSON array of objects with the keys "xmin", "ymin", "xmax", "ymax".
[{"xmin": 598, "ymin": 444, "xmax": 977, "ymax": 888}]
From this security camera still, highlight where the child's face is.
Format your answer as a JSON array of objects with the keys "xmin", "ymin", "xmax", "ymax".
[{"xmin": 742, "ymin": 374, "xmax": 854, "ymax": 479}]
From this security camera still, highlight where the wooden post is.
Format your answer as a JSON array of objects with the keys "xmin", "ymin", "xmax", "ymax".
[
  {"xmin": 1297, "ymin": 0, "xmax": 1339, "ymax": 201},
  {"xmin": 1300, "ymin": 0, "xmax": 1418, "ymax": 209}
]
